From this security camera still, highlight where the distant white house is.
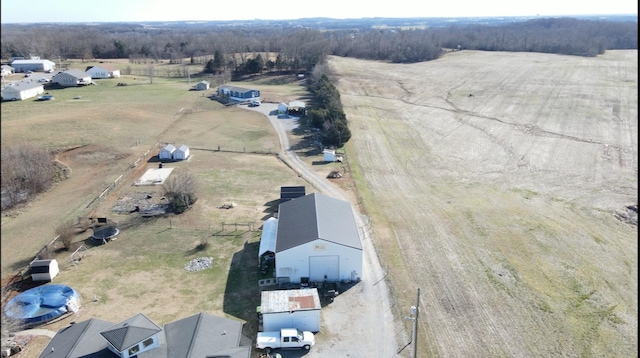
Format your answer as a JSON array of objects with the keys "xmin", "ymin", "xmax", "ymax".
[
  {"xmin": 195, "ymin": 80, "xmax": 210, "ymax": 91},
  {"xmin": 52, "ymin": 69, "xmax": 92, "ymax": 87},
  {"xmin": 10, "ymin": 59, "xmax": 56, "ymax": 72},
  {"xmin": 173, "ymin": 145, "xmax": 190, "ymax": 160},
  {"xmin": 85, "ymin": 64, "xmax": 121, "ymax": 79},
  {"xmin": 1, "ymin": 82, "xmax": 45, "ymax": 101},
  {"xmin": 158, "ymin": 144, "xmax": 176, "ymax": 160},
  {"xmin": 1, "ymin": 65, "xmax": 15, "ymax": 76}
]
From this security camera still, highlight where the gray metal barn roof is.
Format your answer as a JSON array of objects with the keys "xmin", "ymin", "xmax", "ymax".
[{"xmin": 275, "ymin": 193, "xmax": 362, "ymax": 252}]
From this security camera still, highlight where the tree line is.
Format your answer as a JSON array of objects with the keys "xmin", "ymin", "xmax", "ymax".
[{"xmin": 1, "ymin": 17, "xmax": 636, "ymax": 71}]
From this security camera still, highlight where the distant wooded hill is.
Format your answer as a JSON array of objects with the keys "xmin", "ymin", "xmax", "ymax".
[{"xmin": 1, "ymin": 15, "xmax": 636, "ymax": 73}]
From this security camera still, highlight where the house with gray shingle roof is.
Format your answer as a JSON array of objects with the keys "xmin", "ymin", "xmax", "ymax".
[
  {"xmin": 52, "ymin": 69, "xmax": 92, "ymax": 87},
  {"xmin": 100, "ymin": 313, "xmax": 162, "ymax": 356},
  {"xmin": 39, "ymin": 312, "xmax": 252, "ymax": 358},
  {"xmin": 274, "ymin": 192, "xmax": 362, "ymax": 283}
]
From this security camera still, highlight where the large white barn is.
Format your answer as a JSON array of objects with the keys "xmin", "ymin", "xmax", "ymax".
[
  {"xmin": 275, "ymin": 193, "xmax": 362, "ymax": 283},
  {"xmin": 10, "ymin": 59, "xmax": 56, "ymax": 72},
  {"xmin": 1, "ymin": 82, "xmax": 45, "ymax": 101}
]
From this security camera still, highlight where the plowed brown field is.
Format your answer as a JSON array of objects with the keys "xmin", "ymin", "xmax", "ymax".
[{"xmin": 329, "ymin": 50, "xmax": 637, "ymax": 357}]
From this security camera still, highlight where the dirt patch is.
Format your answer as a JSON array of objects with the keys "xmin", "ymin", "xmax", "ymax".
[{"xmin": 110, "ymin": 191, "xmax": 171, "ymax": 215}]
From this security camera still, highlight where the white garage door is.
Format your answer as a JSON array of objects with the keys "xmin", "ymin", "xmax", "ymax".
[{"xmin": 309, "ymin": 255, "xmax": 339, "ymax": 281}]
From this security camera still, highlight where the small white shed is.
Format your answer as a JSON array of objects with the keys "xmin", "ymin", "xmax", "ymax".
[
  {"xmin": 323, "ymin": 149, "xmax": 336, "ymax": 162},
  {"xmin": 30, "ymin": 259, "xmax": 59, "ymax": 282},
  {"xmin": 277, "ymin": 102, "xmax": 288, "ymax": 114},
  {"xmin": 1, "ymin": 82, "xmax": 45, "ymax": 101},
  {"xmin": 260, "ymin": 288, "xmax": 321, "ymax": 332},
  {"xmin": 195, "ymin": 80, "xmax": 210, "ymax": 91},
  {"xmin": 173, "ymin": 145, "xmax": 190, "ymax": 160},
  {"xmin": 159, "ymin": 144, "xmax": 176, "ymax": 160}
]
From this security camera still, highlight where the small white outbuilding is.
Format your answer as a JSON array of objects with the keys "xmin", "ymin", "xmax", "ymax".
[
  {"xmin": 30, "ymin": 259, "xmax": 59, "ymax": 282},
  {"xmin": 323, "ymin": 149, "xmax": 336, "ymax": 162},
  {"xmin": 173, "ymin": 145, "xmax": 190, "ymax": 160},
  {"xmin": 159, "ymin": 144, "xmax": 176, "ymax": 160}
]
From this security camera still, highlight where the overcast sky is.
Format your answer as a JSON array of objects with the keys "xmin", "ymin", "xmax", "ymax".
[{"xmin": 1, "ymin": 0, "xmax": 637, "ymax": 23}]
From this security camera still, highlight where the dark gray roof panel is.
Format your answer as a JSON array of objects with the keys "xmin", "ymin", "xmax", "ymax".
[
  {"xmin": 100, "ymin": 313, "xmax": 162, "ymax": 351},
  {"xmin": 39, "ymin": 318, "xmax": 114, "ymax": 358},
  {"xmin": 163, "ymin": 313, "xmax": 250, "ymax": 358},
  {"xmin": 276, "ymin": 193, "xmax": 362, "ymax": 252}
]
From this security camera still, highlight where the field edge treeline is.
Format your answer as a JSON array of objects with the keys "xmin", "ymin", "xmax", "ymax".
[{"xmin": 1, "ymin": 17, "xmax": 637, "ymax": 75}]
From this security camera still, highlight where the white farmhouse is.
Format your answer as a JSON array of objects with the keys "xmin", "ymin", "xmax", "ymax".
[{"xmin": 52, "ymin": 69, "xmax": 92, "ymax": 87}]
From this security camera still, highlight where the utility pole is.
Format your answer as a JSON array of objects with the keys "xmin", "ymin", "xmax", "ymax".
[{"xmin": 412, "ymin": 288, "xmax": 420, "ymax": 358}]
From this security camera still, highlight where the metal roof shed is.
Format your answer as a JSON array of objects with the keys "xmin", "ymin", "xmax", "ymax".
[
  {"xmin": 158, "ymin": 144, "xmax": 176, "ymax": 160},
  {"xmin": 259, "ymin": 217, "xmax": 278, "ymax": 264},
  {"xmin": 260, "ymin": 288, "xmax": 321, "ymax": 332}
]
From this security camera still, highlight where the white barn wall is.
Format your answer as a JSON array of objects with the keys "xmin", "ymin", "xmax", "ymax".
[
  {"xmin": 276, "ymin": 239, "xmax": 362, "ymax": 283},
  {"xmin": 262, "ymin": 310, "xmax": 320, "ymax": 332}
]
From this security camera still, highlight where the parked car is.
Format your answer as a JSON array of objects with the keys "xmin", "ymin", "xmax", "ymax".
[
  {"xmin": 26, "ymin": 70, "xmax": 34, "ymax": 74},
  {"xmin": 38, "ymin": 78, "xmax": 50, "ymax": 83},
  {"xmin": 256, "ymin": 328, "xmax": 315, "ymax": 351}
]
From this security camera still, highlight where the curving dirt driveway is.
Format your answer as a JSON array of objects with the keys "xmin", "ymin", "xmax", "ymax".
[{"xmin": 246, "ymin": 103, "xmax": 401, "ymax": 357}]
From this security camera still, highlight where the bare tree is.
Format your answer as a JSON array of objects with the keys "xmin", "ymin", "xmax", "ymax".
[
  {"xmin": 162, "ymin": 170, "xmax": 198, "ymax": 214},
  {"xmin": 55, "ymin": 219, "xmax": 77, "ymax": 250},
  {"xmin": 1, "ymin": 142, "xmax": 55, "ymax": 210}
]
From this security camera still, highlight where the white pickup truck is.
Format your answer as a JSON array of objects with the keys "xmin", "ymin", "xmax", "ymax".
[{"xmin": 256, "ymin": 328, "xmax": 315, "ymax": 351}]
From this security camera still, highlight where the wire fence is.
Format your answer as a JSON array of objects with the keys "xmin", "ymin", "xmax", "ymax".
[{"xmin": 84, "ymin": 142, "xmax": 161, "ymax": 211}]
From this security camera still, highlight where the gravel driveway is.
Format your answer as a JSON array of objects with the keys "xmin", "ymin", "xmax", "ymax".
[{"xmin": 247, "ymin": 103, "xmax": 403, "ymax": 358}]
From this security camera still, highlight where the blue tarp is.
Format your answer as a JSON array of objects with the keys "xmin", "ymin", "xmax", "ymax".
[{"xmin": 4, "ymin": 284, "xmax": 80, "ymax": 326}]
